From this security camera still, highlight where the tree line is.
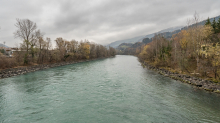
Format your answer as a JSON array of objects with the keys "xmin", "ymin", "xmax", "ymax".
[
  {"xmin": 139, "ymin": 13, "xmax": 220, "ymax": 82},
  {"xmin": 0, "ymin": 19, "xmax": 116, "ymax": 69}
]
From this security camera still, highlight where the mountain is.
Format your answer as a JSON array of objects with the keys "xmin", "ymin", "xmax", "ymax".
[
  {"xmin": 142, "ymin": 38, "xmax": 153, "ymax": 44},
  {"xmin": 115, "ymin": 15, "xmax": 220, "ymax": 55},
  {"xmin": 158, "ymin": 15, "xmax": 220, "ymax": 39},
  {"xmin": 117, "ymin": 42, "xmax": 144, "ymax": 55},
  {"xmin": 116, "ymin": 38, "xmax": 152, "ymax": 55},
  {"xmin": 108, "ymin": 26, "xmax": 183, "ymax": 48},
  {"xmin": 107, "ymin": 35, "xmax": 145, "ymax": 48},
  {"xmin": 109, "ymin": 15, "xmax": 220, "ymax": 48},
  {"xmin": 137, "ymin": 26, "xmax": 183, "ymax": 42},
  {"xmin": 116, "ymin": 43, "xmax": 133, "ymax": 54},
  {"xmin": 181, "ymin": 15, "xmax": 220, "ymax": 30},
  {"xmin": 0, "ymin": 43, "xmax": 10, "ymax": 48}
]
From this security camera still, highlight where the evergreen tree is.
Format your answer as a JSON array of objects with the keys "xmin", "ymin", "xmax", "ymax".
[
  {"xmin": 205, "ymin": 17, "xmax": 211, "ymax": 25},
  {"xmin": 211, "ymin": 18, "xmax": 217, "ymax": 33},
  {"xmin": 217, "ymin": 18, "xmax": 220, "ymax": 33}
]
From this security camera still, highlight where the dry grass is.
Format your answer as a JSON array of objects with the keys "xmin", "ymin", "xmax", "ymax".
[{"xmin": 0, "ymin": 55, "xmax": 18, "ymax": 69}]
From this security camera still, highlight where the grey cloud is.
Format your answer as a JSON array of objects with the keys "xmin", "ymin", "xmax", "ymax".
[{"xmin": 0, "ymin": 0, "xmax": 220, "ymax": 46}]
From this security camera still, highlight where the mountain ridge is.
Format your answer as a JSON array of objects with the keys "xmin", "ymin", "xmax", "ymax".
[
  {"xmin": 0, "ymin": 43, "xmax": 10, "ymax": 48},
  {"xmin": 108, "ymin": 26, "xmax": 183, "ymax": 48},
  {"xmin": 108, "ymin": 15, "xmax": 220, "ymax": 48}
]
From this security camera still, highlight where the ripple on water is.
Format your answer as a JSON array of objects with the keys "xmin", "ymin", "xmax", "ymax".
[{"xmin": 0, "ymin": 55, "xmax": 220, "ymax": 123}]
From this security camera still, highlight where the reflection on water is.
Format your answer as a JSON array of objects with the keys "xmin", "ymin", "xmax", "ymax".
[{"xmin": 0, "ymin": 55, "xmax": 220, "ymax": 123}]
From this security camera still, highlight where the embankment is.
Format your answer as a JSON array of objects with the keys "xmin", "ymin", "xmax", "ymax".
[
  {"xmin": 0, "ymin": 57, "xmax": 112, "ymax": 79},
  {"xmin": 141, "ymin": 61, "xmax": 220, "ymax": 94}
]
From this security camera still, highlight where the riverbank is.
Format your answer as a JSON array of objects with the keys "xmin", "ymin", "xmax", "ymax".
[
  {"xmin": 0, "ymin": 57, "xmax": 113, "ymax": 79},
  {"xmin": 141, "ymin": 61, "xmax": 220, "ymax": 94}
]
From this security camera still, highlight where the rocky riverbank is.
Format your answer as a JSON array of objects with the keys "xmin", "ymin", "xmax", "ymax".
[
  {"xmin": 142, "ymin": 62, "xmax": 220, "ymax": 94},
  {"xmin": 0, "ymin": 57, "xmax": 110, "ymax": 79}
]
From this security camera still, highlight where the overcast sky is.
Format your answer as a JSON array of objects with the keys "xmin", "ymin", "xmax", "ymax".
[{"xmin": 0, "ymin": 0, "xmax": 220, "ymax": 47}]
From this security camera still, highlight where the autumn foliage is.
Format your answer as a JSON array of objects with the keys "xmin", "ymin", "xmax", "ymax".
[
  {"xmin": 0, "ymin": 19, "xmax": 116, "ymax": 70},
  {"xmin": 139, "ymin": 16, "xmax": 220, "ymax": 82}
]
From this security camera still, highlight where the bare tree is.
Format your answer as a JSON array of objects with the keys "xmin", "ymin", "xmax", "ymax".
[
  {"xmin": 14, "ymin": 18, "xmax": 37, "ymax": 64},
  {"xmin": 45, "ymin": 38, "xmax": 52, "ymax": 62},
  {"xmin": 32, "ymin": 30, "xmax": 44, "ymax": 58}
]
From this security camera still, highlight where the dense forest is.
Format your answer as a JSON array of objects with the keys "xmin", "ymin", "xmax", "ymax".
[
  {"xmin": 0, "ymin": 19, "xmax": 116, "ymax": 69},
  {"xmin": 139, "ymin": 14, "xmax": 220, "ymax": 82}
]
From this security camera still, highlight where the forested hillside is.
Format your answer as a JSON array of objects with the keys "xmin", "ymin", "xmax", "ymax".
[
  {"xmin": 117, "ymin": 15, "xmax": 220, "ymax": 56},
  {"xmin": 108, "ymin": 26, "xmax": 183, "ymax": 48},
  {"xmin": 116, "ymin": 38, "xmax": 152, "ymax": 55},
  {"xmin": 139, "ymin": 15, "xmax": 220, "ymax": 82}
]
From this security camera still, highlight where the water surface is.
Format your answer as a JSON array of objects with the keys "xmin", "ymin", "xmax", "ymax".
[{"xmin": 0, "ymin": 55, "xmax": 220, "ymax": 123}]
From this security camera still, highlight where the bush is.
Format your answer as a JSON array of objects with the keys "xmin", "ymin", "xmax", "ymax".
[{"xmin": 0, "ymin": 55, "xmax": 18, "ymax": 69}]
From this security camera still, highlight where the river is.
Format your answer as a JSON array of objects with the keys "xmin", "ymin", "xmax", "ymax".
[{"xmin": 0, "ymin": 55, "xmax": 220, "ymax": 123}]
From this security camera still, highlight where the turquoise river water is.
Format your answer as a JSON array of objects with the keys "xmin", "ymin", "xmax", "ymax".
[{"xmin": 0, "ymin": 55, "xmax": 220, "ymax": 123}]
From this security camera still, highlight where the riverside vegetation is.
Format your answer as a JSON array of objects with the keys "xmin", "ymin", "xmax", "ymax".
[
  {"xmin": 113, "ymin": 13, "xmax": 220, "ymax": 93},
  {"xmin": 137, "ymin": 14, "xmax": 220, "ymax": 93},
  {"xmin": 0, "ymin": 19, "xmax": 116, "ymax": 71}
]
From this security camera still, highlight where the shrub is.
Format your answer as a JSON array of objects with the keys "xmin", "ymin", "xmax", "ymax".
[{"xmin": 0, "ymin": 55, "xmax": 18, "ymax": 69}]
